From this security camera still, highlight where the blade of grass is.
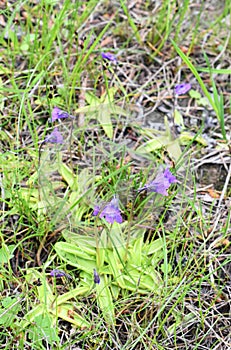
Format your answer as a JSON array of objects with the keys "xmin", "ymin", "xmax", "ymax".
[{"xmin": 170, "ymin": 39, "xmax": 219, "ymax": 118}]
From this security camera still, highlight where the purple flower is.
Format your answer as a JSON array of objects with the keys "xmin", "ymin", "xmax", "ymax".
[
  {"xmin": 50, "ymin": 269, "xmax": 71, "ymax": 279},
  {"xmin": 174, "ymin": 83, "xmax": 191, "ymax": 95},
  {"xmin": 51, "ymin": 107, "xmax": 70, "ymax": 122},
  {"xmin": 138, "ymin": 168, "xmax": 177, "ymax": 196},
  {"xmin": 93, "ymin": 205, "xmax": 100, "ymax": 216},
  {"xmin": 101, "ymin": 52, "xmax": 117, "ymax": 63},
  {"xmin": 93, "ymin": 269, "xmax": 100, "ymax": 284},
  {"xmin": 93, "ymin": 197, "xmax": 122, "ymax": 224},
  {"xmin": 44, "ymin": 127, "xmax": 63, "ymax": 144},
  {"xmin": 163, "ymin": 168, "xmax": 177, "ymax": 184}
]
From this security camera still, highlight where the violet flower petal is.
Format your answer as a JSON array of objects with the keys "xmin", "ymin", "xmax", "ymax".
[
  {"xmin": 93, "ymin": 205, "xmax": 100, "ymax": 216},
  {"xmin": 93, "ymin": 269, "xmax": 100, "ymax": 284},
  {"xmin": 51, "ymin": 107, "xmax": 70, "ymax": 122},
  {"xmin": 174, "ymin": 83, "xmax": 191, "ymax": 95},
  {"xmin": 44, "ymin": 127, "xmax": 63, "ymax": 144},
  {"xmin": 138, "ymin": 169, "xmax": 177, "ymax": 196},
  {"xmin": 50, "ymin": 269, "xmax": 71, "ymax": 279},
  {"xmin": 101, "ymin": 52, "xmax": 117, "ymax": 63},
  {"xmin": 93, "ymin": 197, "xmax": 122, "ymax": 224},
  {"xmin": 163, "ymin": 168, "xmax": 177, "ymax": 184}
]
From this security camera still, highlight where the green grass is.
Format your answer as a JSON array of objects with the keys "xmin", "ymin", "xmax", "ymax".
[{"xmin": 0, "ymin": 0, "xmax": 230, "ymax": 349}]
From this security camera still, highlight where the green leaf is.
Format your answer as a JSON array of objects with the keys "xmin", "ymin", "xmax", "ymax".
[
  {"xmin": 96, "ymin": 275, "xmax": 115, "ymax": 324},
  {"xmin": 197, "ymin": 97, "xmax": 209, "ymax": 107},
  {"xmin": 106, "ymin": 250, "xmax": 126, "ymax": 288},
  {"xmin": 0, "ymin": 244, "xmax": 16, "ymax": 264},
  {"xmin": 129, "ymin": 237, "xmax": 143, "ymax": 266},
  {"xmin": 189, "ymin": 89, "xmax": 201, "ymax": 99},
  {"xmin": 20, "ymin": 304, "xmax": 45, "ymax": 329},
  {"xmin": 145, "ymin": 238, "xmax": 164, "ymax": 255},
  {"xmin": 75, "ymin": 88, "xmax": 127, "ymax": 139},
  {"xmin": 58, "ymin": 163, "xmax": 78, "ymax": 190},
  {"xmin": 55, "ymin": 242, "xmax": 96, "ymax": 258},
  {"xmin": 0, "ymin": 296, "xmax": 22, "ymax": 327},
  {"xmin": 174, "ymin": 110, "xmax": 185, "ymax": 128},
  {"xmin": 85, "ymin": 91, "xmax": 100, "ymax": 104},
  {"xmin": 110, "ymin": 284, "xmax": 120, "ymax": 300},
  {"xmin": 50, "ymin": 302, "xmax": 91, "ymax": 328},
  {"xmin": 28, "ymin": 313, "xmax": 60, "ymax": 345},
  {"xmin": 196, "ymin": 67, "xmax": 231, "ymax": 74},
  {"xmin": 62, "ymin": 230, "xmax": 97, "ymax": 250},
  {"xmin": 166, "ymin": 139, "xmax": 182, "ymax": 163},
  {"xmin": 106, "ymin": 222, "xmax": 126, "ymax": 249},
  {"xmin": 179, "ymin": 131, "xmax": 208, "ymax": 146},
  {"xmin": 0, "ymin": 65, "xmax": 11, "ymax": 74},
  {"xmin": 97, "ymin": 105, "xmax": 113, "ymax": 139},
  {"xmin": 136, "ymin": 136, "xmax": 167, "ymax": 153},
  {"xmin": 55, "ymin": 242, "xmax": 96, "ymax": 272},
  {"xmin": 55, "ymin": 285, "xmax": 90, "ymax": 303}
]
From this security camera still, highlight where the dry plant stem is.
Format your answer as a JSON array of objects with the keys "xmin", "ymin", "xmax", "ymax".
[
  {"xmin": 78, "ymin": 74, "xmax": 88, "ymax": 127},
  {"xmin": 212, "ymin": 30, "xmax": 231, "ymax": 65},
  {"xmin": 217, "ymin": 162, "xmax": 231, "ymax": 209},
  {"xmin": 95, "ymin": 226, "xmax": 100, "ymax": 267},
  {"xmin": 36, "ymin": 231, "xmax": 49, "ymax": 266},
  {"xmin": 0, "ymin": 172, "xmax": 5, "ymax": 214},
  {"xmin": 38, "ymin": 141, "xmax": 45, "ymax": 202},
  {"xmin": 208, "ymin": 162, "xmax": 231, "ymax": 250},
  {"xmin": 107, "ymin": 64, "xmax": 118, "ymax": 89},
  {"xmin": 0, "ymin": 297, "xmax": 25, "ymax": 318},
  {"xmin": 68, "ymin": 119, "xmax": 74, "ymax": 172},
  {"xmin": 192, "ymin": 149, "xmax": 231, "ymax": 170},
  {"xmin": 36, "ymin": 225, "xmax": 66, "ymax": 266},
  {"xmin": 94, "ymin": 214, "xmax": 105, "ymax": 268},
  {"xmin": 186, "ymin": 303, "xmax": 230, "ymax": 347},
  {"xmin": 125, "ymin": 196, "xmax": 137, "ymax": 262},
  {"xmin": 209, "ymin": 163, "xmax": 231, "ymax": 239}
]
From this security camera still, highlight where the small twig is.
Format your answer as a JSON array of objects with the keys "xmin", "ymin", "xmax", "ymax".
[
  {"xmin": 217, "ymin": 162, "xmax": 231, "ymax": 209},
  {"xmin": 0, "ymin": 173, "xmax": 5, "ymax": 216},
  {"xmin": 78, "ymin": 74, "xmax": 88, "ymax": 127}
]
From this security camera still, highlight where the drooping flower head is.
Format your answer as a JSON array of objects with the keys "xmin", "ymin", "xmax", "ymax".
[
  {"xmin": 44, "ymin": 127, "xmax": 63, "ymax": 144},
  {"xmin": 101, "ymin": 52, "xmax": 117, "ymax": 64},
  {"xmin": 174, "ymin": 83, "xmax": 191, "ymax": 95},
  {"xmin": 50, "ymin": 269, "xmax": 72, "ymax": 279},
  {"xmin": 51, "ymin": 107, "xmax": 70, "ymax": 122},
  {"xmin": 93, "ymin": 197, "xmax": 122, "ymax": 224},
  {"xmin": 138, "ymin": 168, "xmax": 177, "ymax": 196},
  {"xmin": 93, "ymin": 269, "xmax": 100, "ymax": 284}
]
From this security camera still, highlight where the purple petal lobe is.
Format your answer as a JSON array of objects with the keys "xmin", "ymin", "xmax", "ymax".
[
  {"xmin": 93, "ymin": 269, "xmax": 100, "ymax": 284},
  {"xmin": 44, "ymin": 127, "xmax": 63, "ymax": 144},
  {"xmin": 174, "ymin": 83, "xmax": 191, "ymax": 95},
  {"xmin": 101, "ymin": 52, "xmax": 117, "ymax": 63},
  {"xmin": 50, "ymin": 269, "xmax": 71, "ymax": 278},
  {"xmin": 163, "ymin": 168, "xmax": 177, "ymax": 184},
  {"xmin": 93, "ymin": 197, "xmax": 122, "ymax": 224},
  {"xmin": 93, "ymin": 205, "xmax": 100, "ymax": 216},
  {"xmin": 52, "ymin": 107, "xmax": 70, "ymax": 122},
  {"xmin": 138, "ymin": 168, "xmax": 177, "ymax": 196}
]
